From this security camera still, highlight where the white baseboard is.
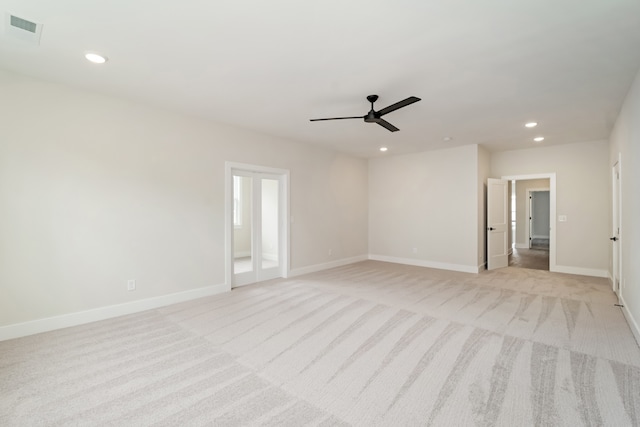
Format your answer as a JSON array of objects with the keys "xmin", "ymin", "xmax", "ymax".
[
  {"xmin": 553, "ymin": 265, "xmax": 609, "ymax": 278},
  {"xmin": 620, "ymin": 294, "xmax": 640, "ymax": 348},
  {"xmin": 288, "ymin": 255, "xmax": 368, "ymax": 277},
  {"xmin": 369, "ymin": 254, "xmax": 480, "ymax": 274},
  {"xmin": 531, "ymin": 235, "xmax": 550, "ymax": 239},
  {"xmin": 0, "ymin": 283, "xmax": 229, "ymax": 342},
  {"xmin": 515, "ymin": 243, "xmax": 529, "ymax": 249}
]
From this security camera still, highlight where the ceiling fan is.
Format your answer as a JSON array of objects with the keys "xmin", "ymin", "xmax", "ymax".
[{"xmin": 310, "ymin": 95, "xmax": 421, "ymax": 132}]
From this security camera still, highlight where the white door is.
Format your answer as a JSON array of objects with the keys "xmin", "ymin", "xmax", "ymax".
[
  {"xmin": 487, "ymin": 178, "xmax": 509, "ymax": 270},
  {"xmin": 232, "ymin": 172, "xmax": 284, "ymax": 287},
  {"xmin": 612, "ymin": 160, "xmax": 622, "ymax": 293}
]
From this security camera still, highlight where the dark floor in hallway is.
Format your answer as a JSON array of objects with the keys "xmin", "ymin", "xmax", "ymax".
[{"xmin": 509, "ymin": 247, "xmax": 549, "ymax": 270}]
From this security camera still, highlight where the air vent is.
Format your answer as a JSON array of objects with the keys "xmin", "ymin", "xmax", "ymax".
[
  {"xmin": 10, "ymin": 15, "xmax": 37, "ymax": 33},
  {"xmin": 5, "ymin": 13, "xmax": 43, "ymax": 44}
]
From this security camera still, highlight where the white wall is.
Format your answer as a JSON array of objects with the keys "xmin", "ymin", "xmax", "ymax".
[
  {"xmin": 369, "ymin": 144, "xmax": 482, "ymax": 273},
  {"xmin": 491, "ymin": 141, "xmax": 610, "ymax": 276},
  {"xmin": 0, "ymin": 69, "xmax": 368, "ymax": 329},
  {"xmin": 608, "ymin": 67, "xmax": 640, "ymax": 343}
]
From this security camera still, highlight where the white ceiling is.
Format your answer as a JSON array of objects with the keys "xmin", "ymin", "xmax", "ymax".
[{"xmin": 1, "ymin": 0, "xmax": 640, "ymax": 157}]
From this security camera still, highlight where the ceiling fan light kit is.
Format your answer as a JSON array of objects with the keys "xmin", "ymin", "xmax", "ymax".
[{"xmin": 310, "ymin": 94, "xmax": 421, "ymax": 132}]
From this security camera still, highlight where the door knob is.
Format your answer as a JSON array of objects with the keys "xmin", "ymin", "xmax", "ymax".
[
  {"xmin": 610, "ymin": 236, "xmax": 618, "ymax": 241},
  {"xmin": 488, "ymin": 227, "xmax": 495, "ymax": 231}
]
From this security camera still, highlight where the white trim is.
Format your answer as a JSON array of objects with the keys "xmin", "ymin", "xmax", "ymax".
[
  {"xmin": 0, "ymin": 283, "xmax": 229, "ymax": 342},
  {"xmin": 620, "ymin": 294, "xmax": 640, "ymax": 347},
  {"xmin": 554, "ymin": 265, "xmax": 608, "ymax": 278},
  {"xmin": 225, "ymin": 166, "xmax": 233, "ymax": 288},
  {"xmin": 514, "ymin": 243, "xmax": 529, "ymax": 249},
  {"xmin": 502, "ymin": 173, "xmax": 557, "ymax": 273},
  {"xmin": 369, "ymin": 254, "xmax": 480, "ymax": 274},
  {"xmin": 288, "ymin": 255, "xmax": 368, "ymax": 277},
  {"xmin": 231, "ymin": 281, "xmax": 259, "ymax": 289}
]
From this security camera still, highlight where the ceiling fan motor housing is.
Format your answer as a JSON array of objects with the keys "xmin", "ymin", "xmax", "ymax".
[{"xmin": 364, "ymin": 111, "xmax": 380, "ymax": 123}]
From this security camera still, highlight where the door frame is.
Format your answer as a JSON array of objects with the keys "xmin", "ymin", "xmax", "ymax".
[
  {"xmin": 502, "ymin": 173, "xmax": 557, "ymax": 272},
  {"xmin": 225, "ymin": 162, "xmax": 290, "ymax": 290},
  {"xmin": 526, "ymin": 188, "xmax": 550, "ymax": 249}
]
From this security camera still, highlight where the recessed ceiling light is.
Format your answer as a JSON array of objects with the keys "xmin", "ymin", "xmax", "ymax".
[
  {"xmin": 525, "ymin": 122, "xmax": 538, "ymax": 128},
  {"xmin": 85, "ymin": 53, "xmax": 108, "ymax": 64},
  {"xmin": 443, "ymin": 136, "xmax": 453, "ymax": 142},
  {"xmin": 534, "ymin": 136, "xmax": 545, "ymax": 142},
  {"xmin": 379, "ymin": 147, "xmax": 388, "ymax": 152}
]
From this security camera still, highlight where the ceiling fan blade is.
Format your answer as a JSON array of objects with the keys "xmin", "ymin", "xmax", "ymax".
[
  {"xmin": 375, "ymin": 118, "xmax": 399, "ymax": 132},
  {"xmin": 309, "ymin": 116, "xmax": 364, "ymax": 121},
  {"xmin": 377, "ymin": 96, "xmax": 421, "ymax": 116}
]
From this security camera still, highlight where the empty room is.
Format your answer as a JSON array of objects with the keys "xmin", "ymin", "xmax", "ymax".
[{"xmin": 1, "ymin": 1, "xmax": 640, "ymax": 426}]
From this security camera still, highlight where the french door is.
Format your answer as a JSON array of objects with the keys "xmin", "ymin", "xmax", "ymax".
[{"xmin": 229, "ymin": 165, "xmax": 288, "ymax": 288}]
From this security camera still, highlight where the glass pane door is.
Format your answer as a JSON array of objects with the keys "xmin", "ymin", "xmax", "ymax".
[
  {"xmin": 261, "ymin": 178, "xmax": 279, "ymax": 272},
  {"xmin": 233, "ymin": 174, "xmax": 253, "ymax": 275}
]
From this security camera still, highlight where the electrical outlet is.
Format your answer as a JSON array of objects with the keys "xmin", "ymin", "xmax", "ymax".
[
  {"xmin": 412, "ymin": 247, "xmax": 418, "ymax": 254},
  {"xmin": 127, "ymin": 279, "xmax": 136, "ymax": 291},
  {"xmin": 328, "ymin": 249, "xmax": 333, "ymax": 256}
]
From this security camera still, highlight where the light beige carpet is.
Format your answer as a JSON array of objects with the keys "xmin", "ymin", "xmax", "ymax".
[{"xmin": 1, "ymin": 261, "xmax": 639, "ymax": 426}]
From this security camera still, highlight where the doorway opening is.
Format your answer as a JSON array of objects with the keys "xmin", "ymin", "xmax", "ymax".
[
  {"xmin": 502, "ymin": 174, "xmax": 556, "ymax": 272},
  {"xmin": 225, "ymin": 162, "xmax": 289, "ymax": 289},
  {"xmin": 528, "ymin": 189, "xmax": 550, "ymax": 250}
]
